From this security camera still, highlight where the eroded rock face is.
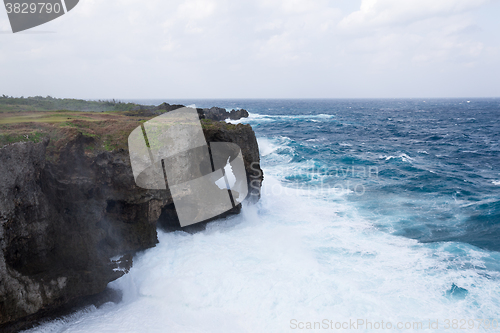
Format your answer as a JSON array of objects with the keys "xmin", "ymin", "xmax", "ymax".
[
  {"xmin": 0, "ymin": 124, "xmax": 262, "ymax": 329},
  {"xmin": 201, "ymin": 107, "xmax": 249, "ymax": 121},
  {"xmin": 204, "ymin": 124, "xmax": 262, "ymax": 199},
  {"xmin": 129, "ymin": 103, "xmax": 249, "ymax": 122}
]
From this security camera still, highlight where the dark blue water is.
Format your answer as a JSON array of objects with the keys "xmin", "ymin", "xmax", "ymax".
[
  {"xmin": 29, "ymin": 98, "xmax": 500, "ymax": 332},
  {"xmin": 134, "ymin": 98, "xmax": 500, "ymax": 252}
]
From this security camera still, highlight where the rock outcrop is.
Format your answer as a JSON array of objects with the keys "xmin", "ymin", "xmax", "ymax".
[
  {"xmin": 138, "ymin": 103, "xmax": 250, "ymax": 122},
  {"xmin": 0, "ymin": 123, "xmax": 262, "ymax": 330},
  {"xmin": 201, "ymin": 107, "xmax": 249, "ymax": 121}
]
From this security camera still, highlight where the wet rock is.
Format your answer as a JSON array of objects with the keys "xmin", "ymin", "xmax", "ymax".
[{"xmin": 0, "ymin": 123, "xmax": 261, "ymax": 329}]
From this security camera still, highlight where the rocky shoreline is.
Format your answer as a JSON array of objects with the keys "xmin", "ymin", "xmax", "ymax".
[
  {"xmin": 129, "ymin": 102, "xmax": 250, "ymax": 122},
  {"xmin": 0, "ymin": 107, "xmax": 262, "ymax": 331}
]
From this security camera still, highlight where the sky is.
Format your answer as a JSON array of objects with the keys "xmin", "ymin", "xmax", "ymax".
[{"xmin": 1, "ymin": 0, "xmax": 499, "ymax": 99}]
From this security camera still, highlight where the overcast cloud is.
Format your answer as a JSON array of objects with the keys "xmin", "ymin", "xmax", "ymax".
[{"xmin": 0, "ymin": 0, "xmax": 499, "ymax": 98}]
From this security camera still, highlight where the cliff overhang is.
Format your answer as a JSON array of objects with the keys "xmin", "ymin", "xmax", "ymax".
[{"xmin": 0, "ymin": 104, "xmax": 262, "ymax": 331}]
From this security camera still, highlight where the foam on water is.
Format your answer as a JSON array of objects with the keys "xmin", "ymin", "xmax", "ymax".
[
  {"xmin": 225, "ymin": 113, "xmax": 264, "ymax": 125},
  {"xmin": 25, "ymin": 175, "xmax": 500, "ymax": 333},
  {"xmin": 382, "ymin": 153, "xmax": 414, "ymax": 162},
  {"xmin": 256, "ymin": 138, "xmax": 278, "ymax": 157},
  {"xmin": 24, "ymin": 99, "xmax": 500, "ymax": 332},
  {"xmin": 226, "ymin": 113, "xmax": 336, "ymax": 125}
]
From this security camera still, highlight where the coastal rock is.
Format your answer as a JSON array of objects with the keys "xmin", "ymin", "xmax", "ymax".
[
  {"xmin": 228, "ymin": 109, "xmax": 250, "ymax": 120},
  {"xmin": 0, "ymin": 124, "xmax": 262, "ymax": 330},
  {"xmin": 154, "ymin": 102, "xmax": 185, "ymax": 113},
  {"xmin": 201, "ymin": 107, "xmax": 249, "ymax": 121},
  {"xmin": 128, "ymin": 103, "xmax": 249, "ymax": 122}
]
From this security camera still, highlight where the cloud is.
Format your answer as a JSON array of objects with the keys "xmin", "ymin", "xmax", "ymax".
[
  {"xmin": 0, "ymin": 0, "xmax": 498, "ymax": 98},
  {"xmin": 339, "ymin": 0, "xmax": 491, "ymax": 31},
  {"xmin": 333, "ymin": 0, "xmax": 491, "ymax": 72}
]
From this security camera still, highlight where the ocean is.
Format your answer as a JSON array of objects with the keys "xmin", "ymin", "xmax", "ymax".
[{"xmin": 26, "ymin": 99, "xmax": 500, "ymax": 332}]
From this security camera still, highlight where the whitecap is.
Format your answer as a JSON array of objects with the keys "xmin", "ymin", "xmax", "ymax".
[
  {"xmin": 257, "ymin": 137, "xmax": 278, "ymax": 156},
  {"xmin": 383, "ymin": 153, "xmax": 414, "ymax": 162},
  {"xmin": 24, "ymin": 175, "xmax": 500, "ymax": 333}
]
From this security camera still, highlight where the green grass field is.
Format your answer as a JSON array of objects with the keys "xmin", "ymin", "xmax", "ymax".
[{"xmin": 0, "ymin": 96, "xmax": 242, "ymax": 160}]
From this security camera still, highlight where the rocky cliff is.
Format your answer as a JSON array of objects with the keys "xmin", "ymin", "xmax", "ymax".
[
  {"xmin": 0, "ymin": 121, "xmax": 262, "ymax": 331},
  {"xmin": 134, "ymin": 102, "xmax": 250, "ymax": 122}
]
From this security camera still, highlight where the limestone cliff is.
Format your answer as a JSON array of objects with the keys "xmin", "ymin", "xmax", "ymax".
[{"xmin": 0, "ymin": 122, "xmax": 262, "ymax": 330}]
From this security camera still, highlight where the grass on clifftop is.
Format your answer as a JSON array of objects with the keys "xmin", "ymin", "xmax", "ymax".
[
  {"xmin": 0, "ymin": 97, "xmax": 245, "ymax": 160},
  {"xmin": 0, "ymin": 111, "xmax": 144, "ymax": 158},
  {"xmin": 0, "ymin": 95, "xmax": 144, "ymax": 112}
]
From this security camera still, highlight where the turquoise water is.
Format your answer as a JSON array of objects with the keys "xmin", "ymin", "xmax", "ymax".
[{"xmin": 27, "ymin": 99, "xmax": 500, "ymax": 332}]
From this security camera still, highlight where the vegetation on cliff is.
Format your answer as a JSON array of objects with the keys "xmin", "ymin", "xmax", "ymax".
[
  {"xmin": 0, "ymin": 95, "xmax": 143, "ymax": 112},
  {"xmin": 0, "ymin": 96, "xmax": 250, "ymax": 160},
  {"xmin": 0, "ymin": 96, "xmax": 261, "ymax": 331}
]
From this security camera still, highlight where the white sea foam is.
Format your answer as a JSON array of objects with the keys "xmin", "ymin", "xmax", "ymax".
[
  {"xmin": 260, "ymin": 113, "xmax": 335, "ymax": 120},
  {"xmin": 226, "ymin": 113, "xmax": 335, "ymax": 125},
  {"xmin": 20, "ymin": 109, "xmax": 500, "ymax": 332},
  {"xmin": 255, "ymin": 137, "xmax": 295, "ymax": 169},
  {"xmin": 381, "ymin": 153, "xmax": 414, "ymax": 162},
  {"xmin": 493, "ymin": 180, "xmax": 500, "ymax": 186},
  {"xmin": 24, "ymin": 176, "xmax": 500, "ymax": 333},
  {"xmin": 257, "ymin": 137, "xmax": 278, "ymax": 157},
  {"xmin": 460, "ymin": 198, "xmax": 499, "ymax": 208}
]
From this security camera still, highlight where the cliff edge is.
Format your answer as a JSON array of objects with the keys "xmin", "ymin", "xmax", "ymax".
[{"xmin": 0, "ymin": 108, "xmax": 262, "ymax": 330}]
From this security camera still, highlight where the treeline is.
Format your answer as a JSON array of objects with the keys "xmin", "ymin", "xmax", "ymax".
[{"xmin": 0, "ymin": 95, "xmax": 143, "ymax": 112}]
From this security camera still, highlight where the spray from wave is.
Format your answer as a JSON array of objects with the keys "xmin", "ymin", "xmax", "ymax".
[
  {"xmin": 25, "ymin": 100, "xmax": 500, "ymax": 332},
  {"xmin": 24, "ymin": 174, "xmax": 500, "ymax": 333}
]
